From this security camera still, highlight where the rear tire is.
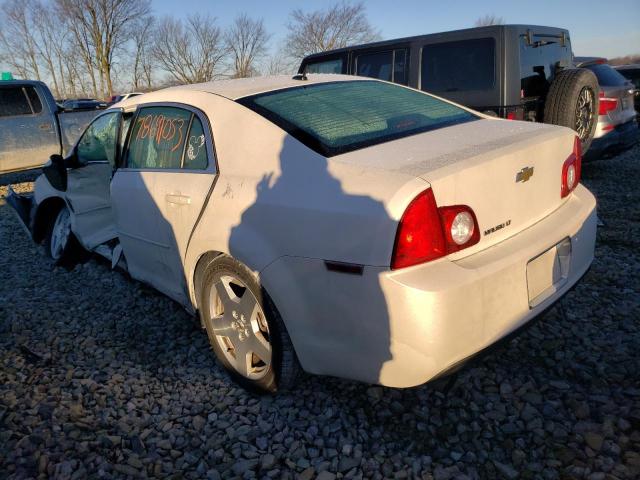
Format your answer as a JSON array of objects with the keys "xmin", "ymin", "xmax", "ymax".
[
  {"xmin": 44, "ymin": 205, "xmax": 86, "ymax": 268},
  {"xmin": 197, "ymin": 254, "xmax": 301, "ymax": 393},
  {"xmin": 544, "ymin": 68, "xmax": 599, "ymax": 153}
]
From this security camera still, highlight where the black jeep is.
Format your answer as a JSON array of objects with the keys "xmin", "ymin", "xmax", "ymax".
[{"xmin": 299, "ymin": 24, "xmax": 599, "ymax": 152}]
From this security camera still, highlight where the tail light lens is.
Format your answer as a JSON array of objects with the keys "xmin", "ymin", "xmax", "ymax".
[
  {"xmin": 561, "ymin": 136, "xmax": 582, "ymax": 198},
  {"xmin": 599, "ymin": 91, "xmax": 618, "ymax": 115},
  {"xmin": 439, "ymin": 206, "xmax": 481, "ymax": 254},
  {"xmin": 391, "ymin": 189, "xmax": 480, "ymax": 269}
]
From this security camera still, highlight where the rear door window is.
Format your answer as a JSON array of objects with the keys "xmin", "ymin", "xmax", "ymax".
[
  {"xmin": 0, "ymin": 86, "xmax": 35, "ymax": 117},
  {"xmin": 127, "ymin": 107, "xmax": 191, "ymax": 169},
  {"xmin": 126, "ymin": 106, "xmax": 209, "ymax": 170},
  {"xmin": 183, "ymin": 116, "xmax": 208, "ymax": 170},
  {"xmin": 421, "ymin": 38, "xmax": 496, "ymax": 92}
]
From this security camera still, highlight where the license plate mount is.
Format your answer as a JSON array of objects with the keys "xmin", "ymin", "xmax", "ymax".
[{"xmin": 526, "ymin": 238, "xmax": 571, "ymax": 308}]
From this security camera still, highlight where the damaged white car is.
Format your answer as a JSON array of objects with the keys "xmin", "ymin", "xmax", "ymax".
[{"xmin": 9, "ymin": 75, "xmax": 597, "ymax": 392}]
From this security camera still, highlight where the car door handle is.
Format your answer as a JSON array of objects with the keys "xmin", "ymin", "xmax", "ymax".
[
  {"xmin": 39, "ymin": 123, "xmax": 52, "ymax": 131},
  {"xmin": 165, "ymin": 194, "xmax": 191, "ymax": 205}
]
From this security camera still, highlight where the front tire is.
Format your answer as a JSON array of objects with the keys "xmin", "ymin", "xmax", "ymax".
[
  {"xmin": 44, "ymin": 205, "xmax": 85, "ymax": 268},
  {"xmin": 197, "ymin": 254, "xmax": 300, "ymax": 393},
  {"xmin": 544, "ymin": 68, "xmax": 599, "ymax": 153}
]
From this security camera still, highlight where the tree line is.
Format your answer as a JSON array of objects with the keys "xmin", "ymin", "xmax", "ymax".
[{"xmin": 0, "ymin": 0, "xmax": 379, "ymax": 99}]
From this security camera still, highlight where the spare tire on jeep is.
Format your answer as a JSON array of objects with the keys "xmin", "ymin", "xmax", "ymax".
[{"xmin": 544, "ymin": 68, "xmax": 599, "ymax": 153}]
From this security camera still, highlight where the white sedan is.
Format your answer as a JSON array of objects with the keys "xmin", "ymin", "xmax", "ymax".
[{"xmin": 12, "ymin": 75, "xmax": 597, "ymax": 392}]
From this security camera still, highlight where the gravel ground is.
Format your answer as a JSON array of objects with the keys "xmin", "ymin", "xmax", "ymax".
[{"xmin": 1, "ymin": 143, "xmax": 639, "ymax": 480}]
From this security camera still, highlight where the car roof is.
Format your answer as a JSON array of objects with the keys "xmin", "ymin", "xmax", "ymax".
[
  {"xmin": 614, "ymin": 64, "xmax": 640, "ymax": 70},
  {"xmin": 157, "ymin": 74, "xmax": 363, "ymax": 101}
]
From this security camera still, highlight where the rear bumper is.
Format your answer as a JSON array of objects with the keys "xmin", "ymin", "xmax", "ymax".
[
  {"xmin": 588, "ymin": 120, "xmax": 639, "ymax": 159},
  {"xmin": 263, "ymin": 185, "xmax": 597, "ymax": 387},
  {"xmin": 375, "ymin": 185, "xmax": 596, "ymax": 387}
]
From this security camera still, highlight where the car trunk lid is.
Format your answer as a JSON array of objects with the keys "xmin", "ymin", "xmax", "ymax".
[{"xmin": 333, "ymin": 118, "xmax": 576, "ymax": 256}]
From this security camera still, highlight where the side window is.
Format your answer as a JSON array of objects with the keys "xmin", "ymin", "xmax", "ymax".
[
  {"xmin": 356, "ymin": 51, "xmax": 393, "ymax": 81},
  {"xmin": 421, "ymin": 38, "xmax": 496, "ymax": 92},
  {"xmin": 76, "ymin": 112, "xmax": 120, "ymax": 167},
  {"xmin": 393, "ymin": 49, "xmax": 409, "ymax": 86},
  {"xmin": 24, "ymin": 87, "xmax": 43, "ymax": 114},
  {"xmin": 125, "ymin": 106, "xmax": 210, "ymax": 170},
  {"xmin": 0, "ymin": 87, "xmax": 33, "ymax": 117},
  {"xmin": 305, "ymin": 58, "xmax": 344, "ymax": 74},
  {"xmin": 183, "ymin": 116, "xmax": 208, "ymax": 170},
  {"xmin": 126, "ymin": 107, "xmax": 190, "ymax": 169},
  {"xmin": 119, "ymin": 113, "xmax": 134, "ymax": 148}
]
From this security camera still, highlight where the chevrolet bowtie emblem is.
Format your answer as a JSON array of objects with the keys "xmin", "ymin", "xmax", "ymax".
[{"xmin": 516, "ymin": 166, "xmax": 534, "ymax": 183}]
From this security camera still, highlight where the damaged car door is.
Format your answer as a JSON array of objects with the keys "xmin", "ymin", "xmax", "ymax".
[
  {"xmin": 64, "ymin": 111, "xmax": 122, "ymax": 249},
  {"xmin": 110, "ymin": 104, "xmax": 216, "ymax": 304}
]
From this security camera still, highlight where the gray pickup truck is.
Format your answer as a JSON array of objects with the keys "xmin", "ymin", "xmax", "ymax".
[{"xmin": 0, "ymin": 80, "xmax": 99, "ymax": 174}]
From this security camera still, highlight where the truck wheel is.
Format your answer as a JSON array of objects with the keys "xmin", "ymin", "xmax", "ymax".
[
  {"xmin": 44, "ymin": 205, "xmax": 86, "ymax": 268},
  {"xmin": 544, "ymin": 68, "xmax": 599, "ymax": 153},
  {"xmin": 197, "ymin": 254, "xmax": 301, "ymax": 393}
]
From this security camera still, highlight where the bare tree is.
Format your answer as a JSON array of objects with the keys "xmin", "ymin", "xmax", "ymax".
[
  {"xmin": 224, "ymin": 14, "xmax": 271, "ymax": 78},
  {"xmin": 264, "ymin": 52, "xmax": 295, "ymax": 76},
  {"xmin": 284, "ymin": 1, "xmax": 380, "ymax": 62},
  {"xmin": 152, "ymin": 15, "xmax": 226, "ymax": 84},
  {"xmin": 30, "ymin": 0, "xmax": 67, "ymax": 97},
  {"xmin": 132, "ymin": 16, "xmax": 156, "ymax": 90},
  {"xmin": 0, "ymin": 0, "xmax": 42, "ymax": 80},
  {"xmin": 56, "ymin": 0, "xmax": 151, "ymax": 98},
  {"xmin": 474, "ymin": 15, "xmax": 504, "ymax": 27}
]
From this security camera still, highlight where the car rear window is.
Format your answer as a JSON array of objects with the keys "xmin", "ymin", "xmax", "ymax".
[
  {"xmin": 237, "ymin": 80, "xmax": 477, "ymax": 157},
  {"xmin": 585, "ymin": 64, "xmax": 629, "ymax": 87},
  {"xmin": 421, "ymin": 38, "xmax": 496, "ymax": 92},
  {"xmin": 616, "ymin": 68, "xmax": 640, "ymax": 88}
]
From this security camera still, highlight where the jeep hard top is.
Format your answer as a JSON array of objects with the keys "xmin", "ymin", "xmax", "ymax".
[{"xmin": 299, "ymin": 24, "xmax": 599, "ymax": 151}]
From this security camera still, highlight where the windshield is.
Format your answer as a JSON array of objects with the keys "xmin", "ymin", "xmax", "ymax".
[{"xmin": 237, "ymin": 80, "xmax": 477, "ymax": 157}]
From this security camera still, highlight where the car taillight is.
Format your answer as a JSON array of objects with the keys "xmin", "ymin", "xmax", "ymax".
[
  {"xmin": 439, "ymin": 206, "xmax": 481, "ymax": 254},
  {"xmin": 599, "ymin": 91, "xmax": 618, "ymax": 115},
  {"xmin": 391, "ymin": 189, "xmax": 480, "ymax": 269},
  {"xmin": 561, "ymin": 136, "xmax": 582, "ymax": 198}
]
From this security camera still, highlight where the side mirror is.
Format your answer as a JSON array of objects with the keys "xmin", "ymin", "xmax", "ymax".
[{"xmin": 42, "ymin": 154, "xmax": 68, "ymax": 192}]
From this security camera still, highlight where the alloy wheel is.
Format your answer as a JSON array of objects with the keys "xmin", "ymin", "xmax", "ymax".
[
  {"xmin": 206, "ymin": 273, "xmax": 272, "ymax": 379},
  {"xmin": 575, "ymin": 86, "xmax": 595, "ymax": 141},
  {"xmin": 50, "ymin": 208, "xmax": 71, "ymax": 260}
]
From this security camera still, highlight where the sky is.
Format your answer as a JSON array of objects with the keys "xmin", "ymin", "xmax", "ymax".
[{"xmin": 153, "ymin": 0, "xmax": 640, "ymax": 59}]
